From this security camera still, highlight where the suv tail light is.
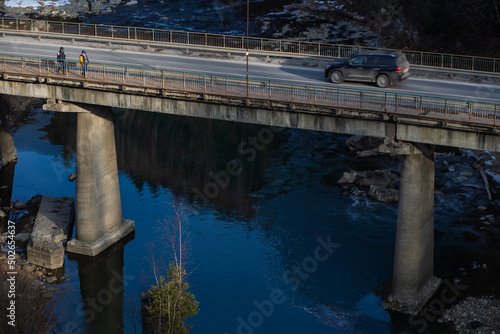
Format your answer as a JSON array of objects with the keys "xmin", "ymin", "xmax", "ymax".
[{"xmin": 396, "ymin": 67, "xmax": 403, "ymax": 72}]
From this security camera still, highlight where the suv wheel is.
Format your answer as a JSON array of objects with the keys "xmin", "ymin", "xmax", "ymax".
[
  {"xmin": 376, "ymin": 74, "xmax": 390, "ymax": 88},
  {"xmin": 330, "ymin": 70, "xmax": 344, "ymax": 84}
]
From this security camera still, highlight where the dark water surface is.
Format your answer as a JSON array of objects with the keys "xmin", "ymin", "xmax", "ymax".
[{"xmin": 9, "ymin": 107, "xmax": 500, "ymax": 333}]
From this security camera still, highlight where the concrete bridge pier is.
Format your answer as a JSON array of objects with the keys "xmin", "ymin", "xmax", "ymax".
[
  {"xmin": 43, "ymin": 101, "xmax": 134, "ymax": 257},
  {"xmin": 0, "ymin": 126, "xmax": 17, "ymax": 166},
  {"xmin": 382, "ymin": 142, "xmax": 442, "ymax": 315}
]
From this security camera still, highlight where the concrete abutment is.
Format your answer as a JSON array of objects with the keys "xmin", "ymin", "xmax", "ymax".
[{"xmin": 44, "ymin": 101, "xmax": 135, "ymax": 257}]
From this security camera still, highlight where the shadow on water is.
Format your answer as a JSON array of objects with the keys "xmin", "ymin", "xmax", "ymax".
[
  {"xmin": 0, "ymin": 161, "xmax": 15, "ymax": 209},
  {"xmin": 42, "ymin": 109, "xmax": 289, "ymax": 219}
]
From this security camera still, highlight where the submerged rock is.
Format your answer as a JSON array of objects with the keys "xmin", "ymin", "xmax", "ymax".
[{"xmin": 368, "ymin": 185, "xmax": 399, "ymax": 202}]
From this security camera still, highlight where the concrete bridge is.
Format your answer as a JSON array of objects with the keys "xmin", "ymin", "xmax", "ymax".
[{"xmin": 0, "ymin": 24, "xmax": 499, "ymax": 315}]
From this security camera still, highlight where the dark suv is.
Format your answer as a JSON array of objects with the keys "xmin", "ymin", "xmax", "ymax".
[{"xmin": 324, "ymin": 51, "xmax": 410, "ymax": 88}]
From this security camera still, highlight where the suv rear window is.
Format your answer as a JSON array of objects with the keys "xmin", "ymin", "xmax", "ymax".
[{"xmin": 396, "ymin": 56, "xmax": 408, "ymax": 66}]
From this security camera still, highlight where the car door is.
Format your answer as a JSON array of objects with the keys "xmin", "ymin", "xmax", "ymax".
[
  {"xmin": 345, "ymin": 56, "xmax": 366, "ymax": 80},
  {"xmin": 360, "ymin": 56, "xmax": 378, "ymax": 82}
]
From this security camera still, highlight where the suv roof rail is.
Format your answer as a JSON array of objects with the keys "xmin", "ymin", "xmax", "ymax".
[{"xmin": 357, "ymin": 50, "xmax": 404, "ymax": 57}]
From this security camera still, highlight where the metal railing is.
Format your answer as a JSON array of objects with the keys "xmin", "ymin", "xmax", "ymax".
[
  {"xmin": 1, "ymin": 53, "xmax": 499, "ymax": 127},
  {"xmin": 1, "ymin": 18, "xmax": 499, "ymax": 74}
]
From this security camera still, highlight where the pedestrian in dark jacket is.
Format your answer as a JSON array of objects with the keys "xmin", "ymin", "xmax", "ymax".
[
  {"xmin": 56, "ymin": 47, "xmax": 66, "ymax": 74},
  {"xmin": 80, "ymin": 50, "xmax": 89, "ymax": 77}
]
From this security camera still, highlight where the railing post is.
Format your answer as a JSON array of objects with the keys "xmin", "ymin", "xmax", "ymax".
[
  {"xmin": 419, "ymin": 96, "xmax": 423, "ymax": 115},
  {"xmin": 30, "ymin": 20, "xmax": 33, "ymax": 31},
  {"xmin": 169, "ymin": 30, "xmax": 172, "ymax": 43},
  {"xmin": 450, "ymin": 54, "xmax": 453, "ymax": 68},
  {"xmin": 469, "ymin": 102, "xmax": 472, "ymax": 122},
  {"xmin": 445, "ymin": 100, "xmax": 448, "ymax": 119},
  {"xmin": 183, "ymin": 72, "xmax": 186, "ymax": 91},
  {"xmin": 111, "ymin": 26, "xmax": 114, "ymax": 38},
  {"xmin": 1, "ymin": 18, "xmax": 4, "ymax": 29},
  {"xmin": 205, "ymin": 33, "xmax": 207, "ymax": 46},
  {"xmin": 46, "ymin": 20, "xmax": 49, "ymax": 32},
  {"xmin": 472, "ymin": 57, "xmax": 475, "ymax": 71},
  {"xmin": 94, "ymin": 25, "xmax": 97, "ymax": 36},
  {"xmin": 152, "ymin": 29, "xmax": 155, "ymax": 42},
  {"xmin": 291, "ymin": 83, "xmax": 294, "ymax": 102},
  {"xmin": 38, "ymin": 58, "xmax": 41, "ymax": 75},
  {"xmin": 103, "ymin": 64, "xmax": 106, "ymax": 82},
  {"xmin": 495, "ymin": 104, "xmax": 497, "ymax": 126},
  {"xmin": 280, "ymin": 40, "xmax": 282, "ymax": 53},
  {"xmin": 360, "ymin": 91, "xmax": 363, "ymax": 109},
  {"xmin": 314, "ymin": 87, "xmax": 317, "ymax": 104},
  {"xmin": 395, "ymin": 94, "xmax": 398, "ymax": 113},
  {"xmin": 337, "ymin": 45, "xmax": 341, "ymax": 58},
  {"xmin": 384, "ymin": 92, "xmax": 387, "ymax": 112},
  {"xmin": 62, "ymin": 22, "xmax": 64, "ymax": 34},
  {"xmin": 441, "ymin": 54, "xmax": 444, "ymax": 68},
  {"xmin": 187, "ymin": 32, "xmax": 190, "ymax": 45},
  {"xmin": 16, "ymin": 19, "xmax": 18, "ymax": 30},
  {"xmin": 225, "ymin": 77, "xmax": 228, "ymax": 95},
  {"xmin": 420, "ymin": 52, "xmax": 423, "ymax": 65},
  {"xmin": 318, "ymin": 43, "xmax": 321, "ymax": 56},
  {"xmin": 298, "ymin": 42, "xmax": 301, "ymax": 54},
  {"xmin": 162, "ymin": 70, "xmax": 165, "ymax": 90},
  {"xmin": 3, "ymin": 55, "xmax": 5, "ymax": 72},
  {"xmin": 143, "ymin": 69, "xmax": 146, "ymax": 87},
  {"xmin": 203, "ymin": 74, "xmax": 206, "ymax": 93},
  {"xmin": 135, "ymin": 27, "xmax": 137, "ymax": 40},
  {"xmin": 223, "ymin": 35, "xmax": 226, "ymax": 48},
  {"xmin": 78, "ymin": 23, "xmax": 81, "ymax": 35},
  {"xmin": 127, "ymin": 27, "xmax": 130, "ymax": 39}
]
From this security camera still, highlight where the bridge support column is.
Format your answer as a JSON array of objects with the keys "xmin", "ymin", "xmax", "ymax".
[
  {"xmin": 383, "ymin": 142, "xmax": 441, "ymax": 314},
  {"xmin": 43, "ymin": 101, "xmax": 134, "ymax": 257}
]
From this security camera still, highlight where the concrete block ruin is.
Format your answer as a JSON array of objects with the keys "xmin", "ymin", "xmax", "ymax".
[{"xmin": 27, "ymin": 196, "xmax": 75, "ymax": 269}]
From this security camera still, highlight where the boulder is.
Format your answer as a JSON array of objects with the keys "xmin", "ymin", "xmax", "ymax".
[
  {"xmin": 15, "ymin": 232, "xmax": 31, "ymax": 244},
  {"xmin": 369, "ymin": 185, "xmax": 399, "ymax": 202},
  {"xmin": 13, "ymin": 202, "xmax": 27, "ymax": 210},
  {"xmin": 358, "ymin": 170, "xmax": 398, "ymax": 188},
  {"xmin": 338, "ymin": 170, "xmax": 398, "ymax": 189},
  {"xmin": 346, "ymin": 136, "xmax": 384, "ymax": 152},
  {"xmin": 337, "ymin": 171, "xmax": 358, "ymax": 184}
]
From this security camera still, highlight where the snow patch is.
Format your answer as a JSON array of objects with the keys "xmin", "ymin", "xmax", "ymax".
[{"xmin": 4, "ymin": 0, "xmax": 70, "ymax": 8}]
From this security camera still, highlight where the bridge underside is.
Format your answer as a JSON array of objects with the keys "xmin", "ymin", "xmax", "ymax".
[{"xmin": 1, "ymin": 77, "xmax": 499, "ymax": 152}]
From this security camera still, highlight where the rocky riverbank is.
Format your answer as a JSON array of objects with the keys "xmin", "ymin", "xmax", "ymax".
[
  {"xmin": 1, "ymin": 0, "xmax": 136, "ymax": 20},
  {"xmin": 440, "ymin": 297, "xmax": 500, "ymax": 334}
]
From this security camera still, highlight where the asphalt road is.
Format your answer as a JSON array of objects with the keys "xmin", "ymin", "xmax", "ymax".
[{"xmin": 1, "ymin": 38, "xmax": 499, "ymax": 104}]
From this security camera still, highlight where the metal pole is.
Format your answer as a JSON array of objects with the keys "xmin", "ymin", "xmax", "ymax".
[{"xmin": 246, "ymin": 0, "xmax": 249, "ymax": 98}]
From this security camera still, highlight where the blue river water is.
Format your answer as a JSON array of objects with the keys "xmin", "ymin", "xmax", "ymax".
[{"xmin": 9, "ymin": 106, "xmax": 499, "ymax": 333}]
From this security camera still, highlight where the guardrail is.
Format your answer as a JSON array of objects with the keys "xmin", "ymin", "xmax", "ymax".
[
  {"xmin": 1, "ymin": 18, "xmax": 499, "ymax": 74},
  {"xmin": 0, "ymin": 53, "xmax": 499, "ymax": 127}
]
